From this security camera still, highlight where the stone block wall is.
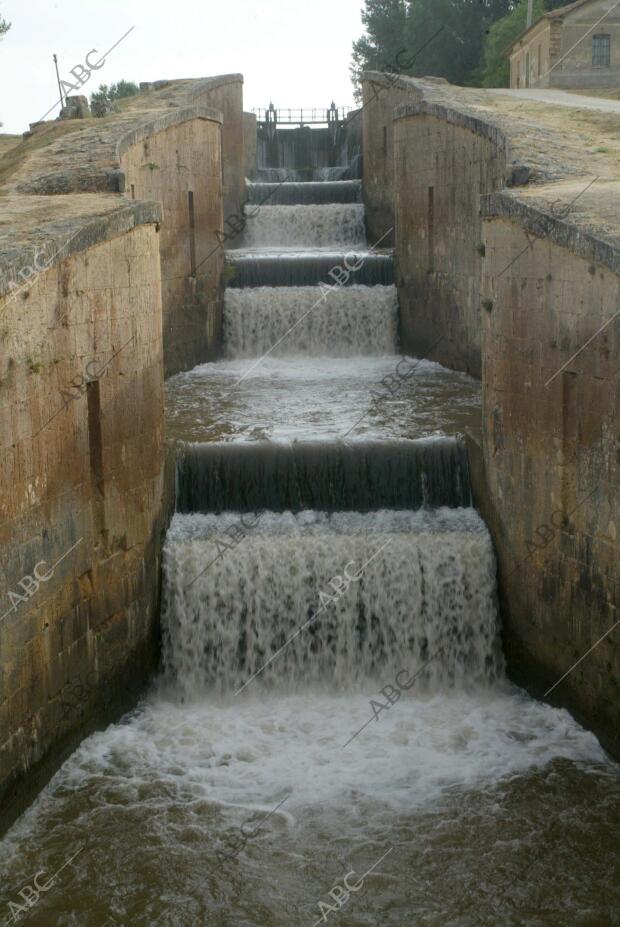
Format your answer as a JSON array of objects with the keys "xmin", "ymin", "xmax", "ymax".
[
  {"xmin": 393, "ymin": 104, "xmax": 507, "ymax": 377},
  {"xmin": 6, "ymin": 78, "xmax": 243, "ymax": 377},
  {"xmin": 479, "ymin": 199, "xmax": 620, "ymax": 758},
  {"xmin": 0, "ymin": 203, "xmax": 169, "ymax": 832},
  {"xmin": 192, "ymin": 76, "xmax": 245, "ymax": 221},
  {"xmin": 243, "ymin": 112, "xmax": 258, "ymax": 181},
  {"xmin": 368, "ymin": 75, "xmax": 620, "ymax": 757},
  {"xmin": 361, "ymin": 73, "xmax": 423, "ymax": 245},
  {"xmin": 119, "ymin": 114, "xmax": 224, "ymax": 375},
  {"xmin": 0, "ymin": 72, "xmax": 243, "ymax": 832}
]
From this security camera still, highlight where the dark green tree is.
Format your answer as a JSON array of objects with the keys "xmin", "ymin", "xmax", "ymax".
[
  {"xmin": 351, "ymin": 0, "xmax": 410, "ymax": 97},
  {"xmin": 90, "ymin": 80, "xmax": 139, "ymax": 117},
  {"xmin": 406, "ymin": 0, "xmax": 517, "ymax": 85},
  {"xmin": 0, "ymin": 10, "xmax": 10, "ymax": 125},
  {"xmin": 0, "ymin": 11, "xmax": 11, "ymax": 40},
  {"xmin": 351, "ymin": 0, "xmax": 516, "ymax": 95},
  {"xmin": 107, "ymin": 79, "xmax": 140, "ymax": 99}
]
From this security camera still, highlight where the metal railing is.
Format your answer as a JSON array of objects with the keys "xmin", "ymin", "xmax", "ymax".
[{"xmin": 252, "ymin": 105, "xmax": 354, "ymax": 126}]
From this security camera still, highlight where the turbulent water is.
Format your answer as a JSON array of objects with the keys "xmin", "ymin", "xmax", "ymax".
[
  {"xmin": 165, "ymin": 356, "xmax": 483, "ymax": 444},
  {"xmin": 241, "ymin": 204, "xmax": 366, "ymax": 249},
  {"xmin": 223, "ymin": 285, "xmax": 397, "ymax": 357},
  {"xmin": 162, "ymin": 509, "xmax": 502, "ymax": 698},
  {"xmin": 225, "ymin": 249, "xmax": 394, "ymax": 287},
  {"xmin": 0, "ymin": 507, "xmax": 617, "ymax": 926},
  {"xmin": 247, "ymin": 180, "xmax": 362, "ymax": 205},
  {"xmin": 3, "ymin": 130, "xmax": 620, "ymax": 927},
  {"xmin": 175, "ymin": 438, "xmax": 472, "ymax": 513},
  {"xmin": 256, "ymin": 165, "xmax": 361, "ymax": 182}
]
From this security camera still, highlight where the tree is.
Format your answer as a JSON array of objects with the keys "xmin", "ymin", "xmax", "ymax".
[
  {"xmin": 0, "ymin": 11, "xmax": 11, "ymax": 40},
  {"xmin": 351, "ymin": 0, "xmax": 516, "ymax": 95},
  {"xmin": 0, "ymin": 11, "xmax": 10, "ymax": 126},
  {"xmin": 90, "ymin": 80, "xmax": 139, "ymax": 117},
  {"xmin": 406, "ymin": 0, "xmax": 516, "ymax": 86},
  {"xmin": 351, "ymin": 0, "xmax": 410, "ymax": 98}
]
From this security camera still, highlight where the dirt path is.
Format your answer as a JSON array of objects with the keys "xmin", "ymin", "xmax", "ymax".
[{"xmin": 492, "ymin": 88, "xmax": 620, "ymax": 114}]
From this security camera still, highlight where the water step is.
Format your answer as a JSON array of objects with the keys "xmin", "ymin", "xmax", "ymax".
[
  {"xmin": 176, "ymin": 437, "xmax": 471, "ymax": 514},
  {"xmin": 223, "ymin": 284, "xmax": 398, "ymax": 357},
  {"xmin": 225, "ymin": 250, "xmax": 393, "ymax": 287},
  {"xmin": 163, "ymin": 508, "xmax": 500, "ymax": 696},
  {"xmin": 255, "ymin": 163, "xmax": 361, "ymax": 183},
  {"xmin": 241, "ymin": 204, "xmax": 365, "ymax": 249},
  {"xmin": 247, "ymin": 180, "xmax": 362, "ymax": 205}
]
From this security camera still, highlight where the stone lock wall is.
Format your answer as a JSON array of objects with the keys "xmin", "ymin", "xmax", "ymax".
[
  {"xmin": 191, "ymin": 76, "xmax": 245, "ymax": 221},
  {"xmin": 0, "ymin": 72, "xmax": 242, "ymax": 832},
  {"xmin": 393, "ymin": 105, "xmax": 507, "ymax": 377},
  {"xmin": 478, "ymin": 200, "xmax": 620, "ymax": 759},
  {"xmin": 243, "ymin": 112, "xmax": 258, "ymax": 181},
  {"xmin": 361, "ymin": 73, "xmax": 423, "ymax": 246},
  {"xmin": 0, "ymin": 204, "xmax": 169, "ymax": 832},
  {"xmin": 6, "ymin": 77, "xmax": 245, "ymax": 377},
  {"xmin": 119, "ymin": 115, "xmax": 224, "ymax": 376},
  {"xmin": 369, "ymin": 75, "xmax": 620, "ymax": 758}
]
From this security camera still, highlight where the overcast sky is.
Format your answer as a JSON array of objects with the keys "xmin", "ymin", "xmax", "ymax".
[{"xmin": 0, "ymin": 0, "xmax": 364, "ymax": 134}]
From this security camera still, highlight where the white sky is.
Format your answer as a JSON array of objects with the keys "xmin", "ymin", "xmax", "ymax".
[{"xmin": 0, "ymin": 0, "xmax": 364, "ymax": 134}]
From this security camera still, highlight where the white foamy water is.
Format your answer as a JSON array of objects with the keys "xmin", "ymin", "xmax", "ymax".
[
  {"xmin": 241, "ymin": 204, "xmax": 366, "ymax": 249},
  {"xmin": 165, "ymin": 355, "xmax": 482, "ymax": 444},
  {"xmin": 10, "ymin": 687, "xmax": 605, "ymax": 824},
  {"xmin": 0, "ymin": 681, "xmax": 612, "ymax": 927},
  {"xmin": 0, "ymin": 508, "xmax": 615, "ymax": 927},
  {"xmin": 2, "ymin": 152, "xmax": 620, "ymax": 927},
  {"xmin": 223, "ymin": 285, "xmax": 398, "ymax": 357},
  {"xmin": 162, "ymin": 509, "xmax": 501, "ymax": 698}
]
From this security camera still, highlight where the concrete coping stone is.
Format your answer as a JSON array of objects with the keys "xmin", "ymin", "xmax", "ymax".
[
  {"xmin": 185, "ymin": 74, "xmax": 244, "ymax": 97},
  {"xmin": 394, "ymin": 99, "xmax": 508, "ymax": 151},
  {"xmin": 393, "ymin": 99, "xmax": 534, "ymax": 188},
  {"xmin": 14, "ymin": 105, "xmax": 223, "ymax": 197},
  {"xmin": 369, "ymin": 73, "xmax": 620, "ymax": 262},
  {"xmin": 114, "ymin": 104, "xmax": 223, "ymax": 159},
  {"xmin": 140, "ymin": 74, "xmax": 243, "ymax": 98},
  {"xmin": 0, "ymin": 198, "xmax": 163, "ymax": 302},
  {"xmin": 360, "ymin": 70, "xmax": 424, "ymax": 95},
  {"xmin": 482, "ymin": 191, "xmax": 620, "ymax": 275},
  {"xmin": 4, "ymin": 72, "xmax": 241, "ymax": 198}
]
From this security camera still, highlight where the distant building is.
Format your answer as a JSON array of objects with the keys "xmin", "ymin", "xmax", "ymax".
[{"xmin": 509, "ymin": 0, "xmax": 620, "ymax": 89}]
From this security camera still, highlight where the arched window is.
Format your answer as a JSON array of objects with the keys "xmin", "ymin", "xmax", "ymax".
[{"xmin": 592, "ymin": 34, "xmax": 611, "ymax": 67}]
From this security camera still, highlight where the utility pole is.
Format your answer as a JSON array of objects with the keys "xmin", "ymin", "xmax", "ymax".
[
  {"xmin": 53, "ymin": 53, "xmax": 64, "ymax": 111},
  {"xmin": 527, "ymin": 0, "xmax": 534, "ymax": 29}
]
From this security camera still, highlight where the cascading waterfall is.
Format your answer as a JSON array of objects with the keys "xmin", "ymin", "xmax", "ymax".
[
  {"xmin": 247, "ymin": 180, "xmax": 362, "ymax": 205},
  {"xmin": 3, "ymin": 113, "xmax": 616, "ymax": 927},
  {"xmin": 257, "ymin": 127, "xmax": 336, "ymax": 174},
  {"xmin": 255, "ymin": 167, "xmax": 295, "ymax": 182},
  {"xmin": 240, "ymin": 204, "xmax": 366, "ymax": 249},
  {"xmin": 175, "ymin": 438, "xmax": 472, "ymax": 513},
  {"xmin": 225, "ymin": 250, "xmax": 394, "ymax": 287},
  {"xmin": 255, "ymin": 125, "xmax": 362, "ymax": 181},
  {"xmin": 223, "ymin": 284, "xmax": 398, "ymax": 357},
  {"xmin": 175, "ymin": 130, "xmax": 479, "ymax": 708},
  {"xmin": 256, "ymin": 167, "xmax": 361, "ymax": 181},
  {"xmin": 162, "ymin": 509, "xmax": 503, "ymax": 699},
  {"xmin": 313, "ymin": 163, "xmax": 359, "ymax": 181}
]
